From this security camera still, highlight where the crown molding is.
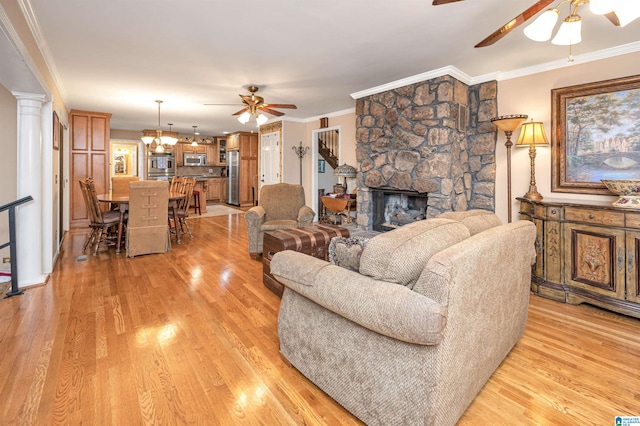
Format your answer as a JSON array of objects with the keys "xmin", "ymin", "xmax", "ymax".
[
  {"xmin": 17, "ymin": 0, "xmax": 66, "ymax": 102},
  {"xmin": 351, "ymin": 42, "xmax": 640, "ymax": 99},
  {"xmin": 350, "ymin": 66, "xmax": 473, "ymax": 100},
  {"xmin": 0, "ymin": 2, "xmax": 50, "ymax": 98}
]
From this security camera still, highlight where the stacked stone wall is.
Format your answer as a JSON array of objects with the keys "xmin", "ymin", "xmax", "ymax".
[{"xmin": 355, "ymin": 75, "xmax": 497, "ymax": 230}]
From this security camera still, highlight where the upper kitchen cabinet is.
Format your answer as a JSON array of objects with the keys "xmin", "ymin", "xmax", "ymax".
[
  {"xmin": 70, "ymin": 110, "xmax": 112, "ymax": 227},
  {"xmin": 174, "ymin": 143, "xmax": 184, "ymax": 166},
  {"xmin": 182, "ymin": 143, "xmax": 206, "ymax": 154},
  {"xmin": 216, "ymin": 136, "xmax": 227, "ymax": 165},
  {"xmin": 227, "ymin": 133, "xmax": 239, "ymax": 151}
]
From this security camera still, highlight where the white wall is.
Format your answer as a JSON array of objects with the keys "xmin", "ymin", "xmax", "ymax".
[
  {"xmin": 0, "ymin": 85, "xmax": 17, "ymax": 260},
  {"xmin": 495, "ymin": 51, "xmax": 640, "ymax": 223}
]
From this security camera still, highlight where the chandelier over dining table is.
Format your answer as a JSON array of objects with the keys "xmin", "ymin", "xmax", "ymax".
[{"xmin": 141, "ymin": 100, "xmax": 179, "ymax": 153}]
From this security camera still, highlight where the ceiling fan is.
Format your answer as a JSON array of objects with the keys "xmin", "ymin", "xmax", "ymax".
[
  {"xmin": 205, "ymin": 85, "xmax": 297, "ymax": 119},
  {"xmin": 432, "ymin": 0, "xmax": 623, "ymax": 48}
]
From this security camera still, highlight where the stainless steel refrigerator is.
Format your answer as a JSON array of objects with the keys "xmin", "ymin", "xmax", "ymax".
[{"xmin": 227, "ymin": 151, "xmax": 240, "ymax": 206}]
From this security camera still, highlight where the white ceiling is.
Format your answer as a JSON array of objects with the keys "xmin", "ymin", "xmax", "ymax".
[{"xmin": 25, "ymin": 0, "xmax": 640, "ymax": 137}]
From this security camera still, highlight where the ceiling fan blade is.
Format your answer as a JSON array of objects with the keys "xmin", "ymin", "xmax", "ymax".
[
  {"xmin": 231, "ymin": 107, "xmax": 249, "ymax": 116},
  {"xmin": 258, "ymin": 106, "xmax": 285, "ymax": 117},
  {"xmin": 605, "ymin": 12, "xmax": 621, "ymax": 27},
  {"xmin": 263, "ymin": 103, "xmax": 297, "ymax": 109},
  {"xmin": 432, "ymin": 0, "xmax": 464, "ymax": 5},
  {"xmin": 474, "ymin": 0, "xmax": 554, "ymax": 48}
]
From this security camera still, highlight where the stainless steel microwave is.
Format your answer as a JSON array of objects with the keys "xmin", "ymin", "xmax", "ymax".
[{"xmin": 184, "ymin": 153, "xmax": 207, "ymax": 166}]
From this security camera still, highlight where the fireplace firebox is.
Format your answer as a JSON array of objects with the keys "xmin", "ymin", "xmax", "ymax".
[{"xmin": 371, "ymin": 189, "xmax": 428, "ymax": 232}]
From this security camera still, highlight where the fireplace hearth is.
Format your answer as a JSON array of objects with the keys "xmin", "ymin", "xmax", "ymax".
[{"xmin": 372, "ymin": 189, "xmax": 427, "ymax": 232}]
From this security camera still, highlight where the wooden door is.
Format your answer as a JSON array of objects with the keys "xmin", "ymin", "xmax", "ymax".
[{"xmin": 70, "ymin": 110, "xmax": 111, "ymax": 228}]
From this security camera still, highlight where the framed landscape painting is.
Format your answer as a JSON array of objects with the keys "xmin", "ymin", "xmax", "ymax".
[{"xmin": 551, "ymin": 75, "xmax": 640, "ymax": 195}]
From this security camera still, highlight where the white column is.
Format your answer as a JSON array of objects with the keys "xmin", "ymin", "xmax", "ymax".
[{"xmin": 13, "ymin": 92, "xmax": 47, "ymax": 287}]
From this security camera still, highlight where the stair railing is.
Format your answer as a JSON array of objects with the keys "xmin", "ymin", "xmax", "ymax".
[{"xmin": 0, "ymin": 196, "xmax": 33, "ymax": 298}]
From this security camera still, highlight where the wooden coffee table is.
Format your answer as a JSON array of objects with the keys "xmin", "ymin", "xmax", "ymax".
[{"xmin": 262, "ymin": 224, "xmax": 350, "ymax": 297}]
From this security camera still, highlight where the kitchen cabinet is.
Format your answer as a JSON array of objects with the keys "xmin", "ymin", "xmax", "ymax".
[
  {"xmin": 174, "ymin": 143, "xmax": 184, "ymax": 166},
  {"xmin": 216, "ymin": 137, "xmax": 227, "ymax": 165},
  {"xmin": 70, "ymin": 109, "xmax": 111, "ymax": 227},
  {"xmin": 518, "ymin": 197, "xmax": 640, "ymax": 318},
  {"xmin": 239, "ymin": 133, "xmax": 258, "ymax": 206},
  {"xmin": 227, "ymin": 133, "xmax": 239, "ymax": 151},
  {"xmin": 182, "ymin": 143, "xmax": 207, "ymax": 154},
  {"xmin": 206, "ymin": 144, "xmax": 217, "ymax": 166},
  {"xmin": 206, "ymin": 178, "xmax": 229, "ymax": 202}
]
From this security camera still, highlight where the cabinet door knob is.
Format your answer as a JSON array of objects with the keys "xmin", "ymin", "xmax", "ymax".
[{"xmin": 589, "ymin": 214, "xmax": 595, "ymax": 219}]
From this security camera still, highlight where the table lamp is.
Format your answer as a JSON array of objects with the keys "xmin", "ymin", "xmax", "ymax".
[
  {"xmin": 333, "ymin": 163, "xmax": 357, "ymax": 194},
  {"xmin": 516, "ymin": 119, "xmax": 549, "ymax": 201},
  {"xmin": 491, "ymin": 114, "xmax": 528, "ymax": 222}
]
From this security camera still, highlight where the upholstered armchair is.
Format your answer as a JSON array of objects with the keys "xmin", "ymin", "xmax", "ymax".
[{"xmin": 244, "ymin": 183, "xmax": 315, "ymax": 259}]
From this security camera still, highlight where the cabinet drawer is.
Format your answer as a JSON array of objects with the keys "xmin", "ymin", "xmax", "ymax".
[
  {"xmin": 626, "ymin": 212, "xmax": 640, "ymax": 230},
  {"xmin": 564, "ymin": 207, "xmax": 624, "ymax": 227}
]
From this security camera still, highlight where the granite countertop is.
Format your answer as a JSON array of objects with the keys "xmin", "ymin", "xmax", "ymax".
[{"xmin": 179, "ymin": 175, "xmax": 227, "ymax": 180}]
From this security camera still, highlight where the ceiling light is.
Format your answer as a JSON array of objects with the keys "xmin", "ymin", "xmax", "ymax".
[
  {"xmin": 551, "ymin": 14, "xmax": 582, "ymax": 45},
  {"xmin": 589, "ymin": 0, "xmax": 621, "ymax": 15},
  {"xmin": 524, "ymin": 9, "xmax": 559, "ymax": 41},
  {"xmin": 191, "ymin": 126, "xmax": 199, "ymax": 146},
  {"xmin": 238, "ymin": 111, "xmax": 251, "ymax": 124},
  {"xmin": 256, "ymin": 113, "xmax": 268, "ymax": 126},
  {"xmin": 141, "ymin": 100, "xmax": 178, "ymax": 147},
  {"xmin": 615, "ymin": 0, "xmax": 640, "ymax": 26}
]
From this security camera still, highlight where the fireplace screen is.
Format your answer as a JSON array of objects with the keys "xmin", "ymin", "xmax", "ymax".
[{"xmin": 372, "ymin": 189, "xmax": 427, "ymax": 232}]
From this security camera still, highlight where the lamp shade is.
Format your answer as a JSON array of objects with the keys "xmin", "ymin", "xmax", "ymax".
[
  {"xmin": 334, "ymin": 163, "xmax": 357, "ymax": 178},
  {"xmin": 516, "ymin": 120, "xmax": 549, "ymax": 146},
  {"xmin": 552, "ymin": 15, "xmax": 582, "ymax": 45},
  {"xmin": 491, "ymin": 114, "xmax": 528, "ymax": 132},
  {"xmin": 524, "ymin": 9, "xmax": 559, "ymax": 42}
]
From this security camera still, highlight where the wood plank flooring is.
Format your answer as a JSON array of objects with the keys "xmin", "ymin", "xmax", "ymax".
[{"xmin": 1, "ymin": 214, "xmax": 639, "ymax": 425}]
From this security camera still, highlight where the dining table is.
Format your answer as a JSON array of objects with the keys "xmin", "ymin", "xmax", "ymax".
[{"xmin": 97, "ymin": 191, "xmax": 186, "ymax": 253}]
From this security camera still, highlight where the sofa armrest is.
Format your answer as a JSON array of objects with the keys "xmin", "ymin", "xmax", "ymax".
[
  {"xmin": 271, "ymin": 250, "xmax": 446, "ymax": 345},
  {"xmin": 244, "ymin": 205, "xmax": 266, "ymax": 225},
  {"xmin": 297, "ymin": 205, "xmax": 315, "ymax": 226}
]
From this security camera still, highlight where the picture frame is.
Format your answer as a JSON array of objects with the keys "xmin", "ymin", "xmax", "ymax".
[
  {"xmin": 551, "ymin": 74, "xmax": 640, "ymax": 195},
  {"xmin": 318, "ymin": 159, "xmax": 326, "ymax": 173},
  {"xmin": 53, "ymin": 111, "xmax": 60, "ymax": 150}
]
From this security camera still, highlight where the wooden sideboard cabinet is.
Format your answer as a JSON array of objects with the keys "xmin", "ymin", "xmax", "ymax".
[{"xmin": 518, "ymin": 197, "xmax": 640, "ymax": 318}]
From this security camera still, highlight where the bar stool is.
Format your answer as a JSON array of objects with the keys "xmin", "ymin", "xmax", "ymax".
[{"xmin": 192, "ymin": 190, "xmax": 201, "ymax": 215}]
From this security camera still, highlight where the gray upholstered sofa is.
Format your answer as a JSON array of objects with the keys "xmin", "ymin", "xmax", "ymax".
[{"xmin": 270, "ymin": 211, "xmax": 536, "ymax": 425}]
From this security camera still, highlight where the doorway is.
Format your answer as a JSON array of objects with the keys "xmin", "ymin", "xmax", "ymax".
[
  {"xmin": 109, "ymin": 141, "xmax": 141, "ymax": 190},
  {"xmin": 260, "ymin": 131, "xmax": 281, "ymax": 194},
  {"xmin": 312, "ymin": 126, "xmax": 341, "ymax": 221}
]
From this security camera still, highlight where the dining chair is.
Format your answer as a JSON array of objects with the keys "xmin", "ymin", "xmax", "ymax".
[
  {"xmin": 112, "ymin": 176, "xmax": 139, "ymax": 197},
  {"xmin": 126, "ymin": 180, "xmax": 170, "ymax": 257},
  {"xmin": 171, "ymin": 177, "xmax": 196, "ymax": 240},
  {"xmin": 79, "ymin": 178, "xmax": 121, "ymax": 255}
]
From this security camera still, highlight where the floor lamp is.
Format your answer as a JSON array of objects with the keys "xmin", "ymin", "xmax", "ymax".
[
  {"xmin": 491, "ymin": 114, "xmax": 528, "ymax": 223},
  {"xmin": 516, "ymin": 119, "xmax": 549, "ymax": 201}
]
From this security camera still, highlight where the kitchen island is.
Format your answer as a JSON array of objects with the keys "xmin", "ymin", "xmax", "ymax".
[{"xmin": 180, "ymin": 176, "xmax": 228, "ymax": 214}]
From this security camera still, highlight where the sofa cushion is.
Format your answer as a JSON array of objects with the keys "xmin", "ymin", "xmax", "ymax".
[
  {"xmin": 359, "ymin": 218, "xmax": 470, "ymax": 288},
  {"xmin": 437, "ymin": 210, "xmax": 502, "ymax": 235},
  {"xmin": 328, "ymin": 236, "xmax": 369, "ymax": 272}
]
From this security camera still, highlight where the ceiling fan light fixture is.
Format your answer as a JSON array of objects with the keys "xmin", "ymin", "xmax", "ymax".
[
  {"xmin": 256, "ymin": 113, "xmax": 268, "ymax": 125},
  {"xmin": 614, "ymin": 0, "xmax": 640, "ymax": 26},
  {"xmin": 238, "ymin": 111, "xmax": 251, "ymax": 124},
  {"xmin": 589, "ymin": 0, "xmax": 621, "ymax": 15},
  {"xmin": 524, "ymin": 8, "xmax": 559, "ymax": 41},
  {"xmin": 551, "ymin": 15, "xmax": 582, "ymax": 45}
]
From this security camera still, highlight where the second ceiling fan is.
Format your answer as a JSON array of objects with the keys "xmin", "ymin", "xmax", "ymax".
[
  {"xmin": 432, "ymin": 0, "xmax": 622, "ymax": 48},
  {"xmin": 205, "ymin": 86, "xmax": 297, "ymax": 124}
]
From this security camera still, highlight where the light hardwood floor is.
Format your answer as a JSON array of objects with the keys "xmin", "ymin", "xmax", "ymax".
[{"xmin": 1, "ymin": 214, "xmax": 639, "ymax": 425}]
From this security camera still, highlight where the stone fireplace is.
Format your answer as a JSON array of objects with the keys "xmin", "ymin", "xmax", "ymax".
[
  {"xmin": 354, "ymin": 75, "xmax": 498, "ymax": 231},
  {"xmin": 371, "ymin": 188, "xmax": 427, "ymax": 232}
]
